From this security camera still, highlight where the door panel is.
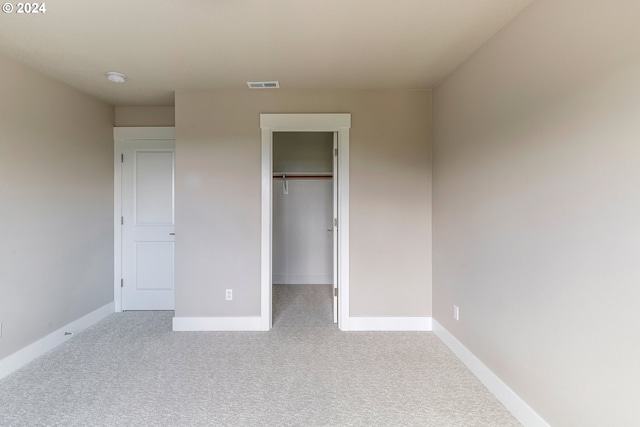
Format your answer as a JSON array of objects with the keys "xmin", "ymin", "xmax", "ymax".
[
  {"xmin": 122, "ymin": 139, "xmax": 175, "ymax": 310},
  {"xmin": 135, "ymin": 151, "xmax": 174, "ymax": 224},
  {"xmin": 135, "ymin": 243, "xmax": 174, "ymax": 290},
  {"xmin": 333, "ymin": 132, "xmax": 338, "ymax": 323}
]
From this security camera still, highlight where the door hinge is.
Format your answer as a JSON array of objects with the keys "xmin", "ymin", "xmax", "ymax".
[
  {"xmin": 121, "ymin": 216, "xmax": 124, "ymax": 225},
  {"xmin": 120, "ymin": 279, "xmax": 124, "ymax": 288},
  {"xmin": 121, "ymin": 154, "xmax": 124, "ymax": 163},
  {"xmin": 334, "ymin": 148, "xmax": 338, "ymax": 157},
  {"xmin": 334, "ymin": 288, "xmax": 338, "ymax": 297},
  {"xmin": 334, "ymin": 217, "xmax": 338, "ymax": 228}
]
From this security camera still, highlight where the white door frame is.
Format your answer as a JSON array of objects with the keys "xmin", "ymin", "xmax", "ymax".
[
  {"xmin": 260, "ymin": 114, "xmax": 351, "ymax": 331},
  {"xmin": 113, "ymin": 127, "xmax": 176, "ymax": 312}
]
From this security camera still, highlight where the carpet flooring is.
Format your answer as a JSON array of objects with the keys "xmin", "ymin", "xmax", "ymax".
[
  {"xmin": 0, "ymin": 286, "xmax": 521, "ymax": 426},
  {"xmin": 273, "ymin": 284, "xmax": 334, "ymax": 327}
]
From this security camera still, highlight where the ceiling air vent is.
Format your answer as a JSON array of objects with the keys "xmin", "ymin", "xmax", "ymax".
[{"xmin": 247, "ymin": 81, "xmax": 280, "ymax": 89}]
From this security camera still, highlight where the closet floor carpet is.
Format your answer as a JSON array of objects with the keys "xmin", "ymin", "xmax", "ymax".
[
  {"xmin": 273, "ymin": 284, "xmax": 334, "ymax": 328},
  {"xmin": 0, "ymin": 296, "xmax": 520, "ymax": 426}
]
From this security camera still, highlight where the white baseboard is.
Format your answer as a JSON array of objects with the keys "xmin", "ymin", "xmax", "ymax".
[
  {"xmin": 348, "ymin": 316, "xmax": 432, "ymax": 331},
  {"xmin": 273, "ymin": 275, "xmax": 332, "ymax": 285},
  {"xmin": 172, "ymin": 316, "xmax": 264, "ymax": 331},
  {"xmin": 432, "ymin": 320, "xmax": 550, "ymax": 427},
  {"xmin": 0, "ymin": 302, "xmax": 115, "ymax": 381}
]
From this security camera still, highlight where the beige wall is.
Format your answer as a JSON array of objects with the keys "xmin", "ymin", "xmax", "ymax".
[
  {"xmin": 175, "ymin": 90, "xmax": 432, "ymax": 318},
  {"xmin": 115, "ymin": 106, "xmax": 175, "ymax": 127},
  {"xmin": 0, "ymin": 54, "xmax": 114, "ymax": 359},
  {"xmin": 432, "ymin": 0, "xmax": 640, "ymax": 425},
  {"xmin": 273, "ymin": 132, "xmax": 333, "ymax": 173}
]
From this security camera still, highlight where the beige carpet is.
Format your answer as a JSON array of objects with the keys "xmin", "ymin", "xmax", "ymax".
[{"xmin": 0, "ymin": 288, "xmax": 520, "ymax": 426}]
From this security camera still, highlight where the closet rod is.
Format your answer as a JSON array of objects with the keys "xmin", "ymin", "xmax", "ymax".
[{"xmin": 273, "ymin": 175, "xmax": 333, "ymax": 179}]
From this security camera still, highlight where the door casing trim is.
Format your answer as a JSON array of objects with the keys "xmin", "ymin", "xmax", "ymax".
[{"xmin": 260, "ymin": 114, "xmax": 351, "ymax": 331}]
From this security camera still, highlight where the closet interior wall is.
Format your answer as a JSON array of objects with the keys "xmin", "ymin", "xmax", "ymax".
[{"xmin": 272, "ymin": 132, "xmax": 334, "ymax": 285}]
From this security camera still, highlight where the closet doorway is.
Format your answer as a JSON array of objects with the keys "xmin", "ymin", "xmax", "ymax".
[
  {"xmin": 260, "ymin": 114, "xmax": 351, "ymax": 331},
  {"xmin": 272, "ymin": 132, "xmax": 336, "ymax": 326}
]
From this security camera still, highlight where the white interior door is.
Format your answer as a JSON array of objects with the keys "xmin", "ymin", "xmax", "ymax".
[
  {"xmin": 121, "ymin": 139, "xmax": 175, "ymax": 310},
  {"xmin": 332, "ymin": 133, "xmax": 338, "ymax": 323}
]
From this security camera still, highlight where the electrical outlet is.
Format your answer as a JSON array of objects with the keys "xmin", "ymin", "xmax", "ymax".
[
  {"xmin": 453, "ymin": 305, "xmax": 460, "ymax": 321},
  {"xmin": 225, "ymin": 289, "xmax": 233, "ymax": 301}
]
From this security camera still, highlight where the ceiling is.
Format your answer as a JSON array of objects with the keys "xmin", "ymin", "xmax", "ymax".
[{"xmin": 0, "ymin": 0, "xmax": 533, "ymax": 106}]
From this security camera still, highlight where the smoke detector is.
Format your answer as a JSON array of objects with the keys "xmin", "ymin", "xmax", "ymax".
[
  {"xmin": 106, "ymin": 72, "xmax": 126, "ymax": 83},
  {"xmin": 247, "ymin": 81, "xmax": 279, "ymax": 89}
]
